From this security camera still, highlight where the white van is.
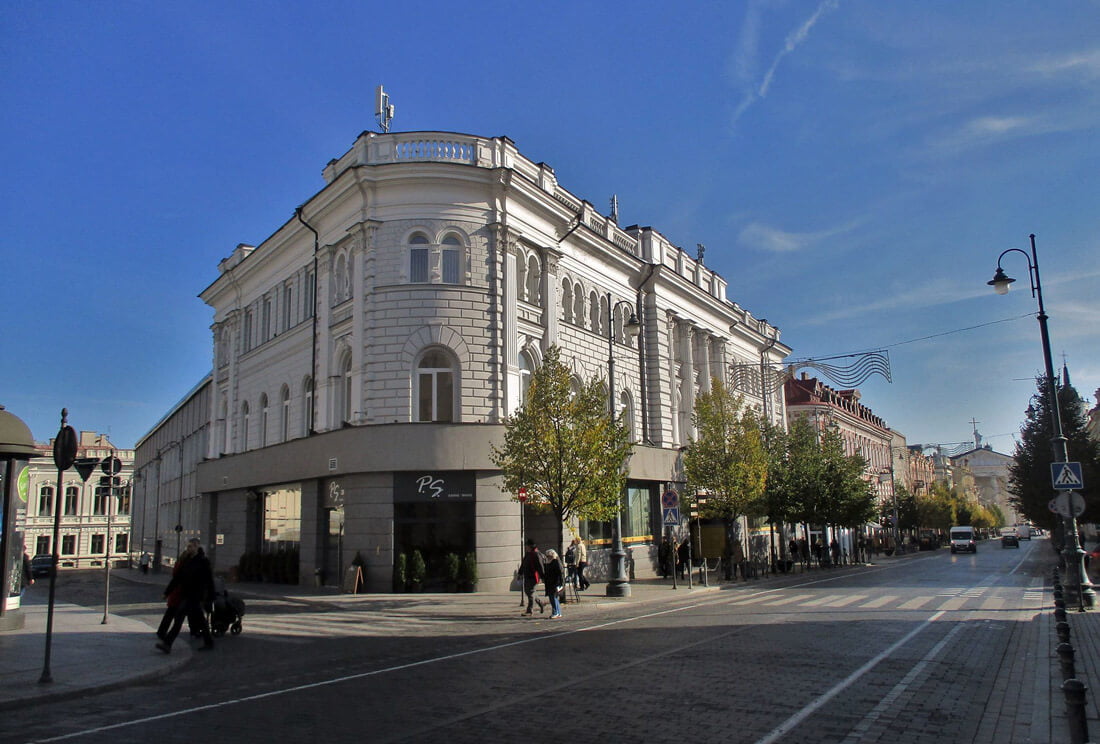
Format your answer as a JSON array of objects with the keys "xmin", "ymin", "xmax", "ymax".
[
  {"xmin": 1016, "ymin": 524, "xmax": 1032, "ymax": 541},
  {"xmin": 949, "ymin": 526, "xmax": 977, "ymax": 554}
]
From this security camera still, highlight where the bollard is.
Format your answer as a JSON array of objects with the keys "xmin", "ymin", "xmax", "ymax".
[
  {"xmin": 1057, "ymin": 621, "xmax": 1072, "ymax": 644},
  {"xmin": 1056, "ymin": 598, "xmax": 1067, "ymax": 611},
  {"xmin": 1057, "ymin": 642, "xmax": 1077, "ymax": 680},
  {"xmin": 1055, "ymin": 606, "xmax": 1068, "ymax": 623},
  {"xmin": 1062, "ymin": 678, "xmax": 1090, "ymax": 744}
]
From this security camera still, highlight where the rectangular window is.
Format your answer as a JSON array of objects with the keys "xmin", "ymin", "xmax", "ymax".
[
  {"xmin": 624, "ymin": 486, "xmax": 653, "ymax": 539},
  {"xmin": 64, "ymin": 486, "xmax": 79, "ymax": 515},
  {"xmin": 117, "ymin": 488, "xmax": 131, "ymax": 514},
  {"xmin": 115, "ymin": 534, "xmax": 128, "ymax": 553},
  {"xmin": 61, "ymin": 535, "xmax": 76, "ymax": 555},
  {"xmin": 436, "ymin": 372, "xmax": 453, "ymax": 422},
  {"xmin": 243, "ymin": 310, "xmax": 254, "ymax": 351},
  {"xmin": 442, "ymin": 249, "xmax": 460, "ymax": 284},
  {"xmin": 283, "ymin": 283, "xmax": 294, "ymax": 330},
  {"xmin": 263, "ymin": 484, "xmax": 302, "ymax": 551},
  {"xmin": 410, "ymin": 248, "xmax": 429, "ymax": 283},
  {"xmin": 418, "ymin": 373, "xmax": 434, "ymax": 421},
  {"xmin": 36, "ymin": 536, "xmax": 50, "ymax": 555},
  {"xmin": 91, "ymin": 534, "xmax": 105, "ymax": 554},
  {"xmin": 304, "ymin": 270, "xmax": 315, "ymax": 318},
  {"xmin": 261, "ymin": 297, "xmax": 272, "ymax": 341},
  {"xmin": 38, "ymin": 488, "xmax": 53, "ymax": 516}
]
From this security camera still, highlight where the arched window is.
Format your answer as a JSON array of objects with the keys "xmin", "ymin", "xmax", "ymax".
[
  {"xmin": 441, "ymin": 234, "xmax": 462, "ymax": 284},
  {"xmin": 589, "ymin": 292, "xmax": 601, "ymax": 333},
  {"xmin": 525, "ymin": 254, "xmax": 540, "ymax": 304},
  {"xmin": 218, "ymin": 395, "xmax": 229, "ymax": 454},
  {"xmin": 561, "ymin": 280, "xmax": 573, "ymax": 323},
  {"xmin": 570, "ymin": 376, "xmax": 584, "ymax": 399},
  {"xmin": 620, "ymin": 392, "xmax": 635, "ymax": 442},
  {"xmin": 519, "ymin": 350, "xmax": 535, "ymax": 406},
  {"xmin": 517, "ymin": 256, "xmax": 528, "ymax": 303},
  {"xmin": 38, "ymin": 485, "xmax": 53, "ymax": 517},
  {"xmin": 260, "ymin": 393, "xmax": 269, "ymax": 447},
  {"xmin": 416, "ymin": 349, "xmax": 456, "ymax": 422},
  {"xmin": 334, "ymin": 253, "xmax": 349, "ymax": 304},
  {"xmin": 302, "ymin": 377, "xmax": 314, "ymax": 436},
  {"xmin": 573, "ymin": 284, "xmax": 584, "ymax": 328},
  {"xmin": 241, "ymin": 401, "xmax": 250, "ymax": 451},
  {"xmin": 337, "ymin": 354, "xmax": 353, "ymax": 424},
  {"xmin": 409, "ymin": 233, "xmax": 430, "ymax": 283},
  {"xmin": 280, "ymin": 385, "xmax": 291, "ymax": 441}
]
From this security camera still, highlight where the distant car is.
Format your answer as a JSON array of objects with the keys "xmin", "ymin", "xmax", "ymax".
[
  {"xmin": 1002, "ymin": 534, "xmax": 1020, "ymax": 548},
  {"xmin": 30, "ymin": 554, "xmax": 54, "ymax": 578}
]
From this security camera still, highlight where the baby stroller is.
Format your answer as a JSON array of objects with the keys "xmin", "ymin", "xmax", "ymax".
[{"xmin": 208, "ymin": 578, "xmax": 246, "ymax": 637}]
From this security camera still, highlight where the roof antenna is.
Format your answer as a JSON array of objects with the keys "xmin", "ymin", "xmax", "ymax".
[{"xmin": 375, "ymin": 85, "xmax": 394, "ymax": 133}]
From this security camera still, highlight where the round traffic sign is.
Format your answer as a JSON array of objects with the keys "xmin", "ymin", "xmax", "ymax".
[
  {"xmin": 53, "ymin": 425, "xmax": 78, "ymax": 470},
  {"xmin": 101, "ymin": 456, "xmax": 123, "ymax": 475},
  {"xmin": 662, "ymin": 490, "xmax": 679, "ymax": 508},
  {"xmin": 518, "ymin": 487, "xmax": 528, "ymax": 503}
]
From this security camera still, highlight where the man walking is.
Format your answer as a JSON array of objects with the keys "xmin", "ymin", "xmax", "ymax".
[
  {"xmin": 519, "ymin": 539, "xmax": 546, "ymax": 615},
  {"xmin": 156, "ymin": 538, "xmax": 216, "ymax": 653}
]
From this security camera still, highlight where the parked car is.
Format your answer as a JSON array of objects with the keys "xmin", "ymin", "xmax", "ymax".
[{"xmin": 30, "ymin": 554, "xmax": 54, "ymax": 578}]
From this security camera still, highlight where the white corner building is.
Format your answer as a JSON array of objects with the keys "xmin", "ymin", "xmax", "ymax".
[{"xmin": 190, "ymin": 130, "xmax": 790, "ymax": 592}]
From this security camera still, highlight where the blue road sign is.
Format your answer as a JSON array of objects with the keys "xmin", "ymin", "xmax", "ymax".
[
  {"xmin": 1051, "ymin": 462, "xmax": 1084, "ymax": 490},
  {"xmin": 662, "ymin": 507, "xmax": 680, "ymax": 526}
]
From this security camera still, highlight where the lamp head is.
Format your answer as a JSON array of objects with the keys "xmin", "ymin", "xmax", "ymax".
[
  {"xmin": 625, "ymin": 313, "xmax": 641, "ymax": 339},
  {"xmin": 988, "ymin": 267, "xmax": 1015, "ymax": 295}
]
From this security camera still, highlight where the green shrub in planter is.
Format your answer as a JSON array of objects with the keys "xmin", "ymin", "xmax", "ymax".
[
  {"xmin": 393, "ymin": 553, "xmax": 407, "ymax": 593},
  {"xmin": 459, "ymin": 552, "xmax": 478, "ymax": 592},
  {"xmin": 443, "ymin": 553, "xmax": 461, "ymax": 590},
  {"xmin": 408, "ymin": 550, "xmax": 427, "ymax": 591}
]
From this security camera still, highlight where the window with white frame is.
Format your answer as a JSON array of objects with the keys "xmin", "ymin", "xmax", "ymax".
[
  {"xmin": 519, "ymin": 351, "xmax": 535, "ymax": 406},
  {"xmin": 241, "ymin": 402, "xmax": 250, "ymax": 450},
  {"xmin": 261, "ymin": 296, "xmax": 272, "ymax": 341},
  {"xmin": 304, "ymin": 269, "xmax": 315, "ymax": 318},
  {"xmin": 38, "ymin": 485, "xmax": 53, "ymax": 516},
  {"xmin": 281, "ymin": 386, "xmax": 291, "ymax": 441},
  {"xmin": 409, "ymin": 233, "xmax": 430, "ymax": 283},
  {"xmin": 260, "ymin": 393, "xmax": 269, "ymax": 446},
  {"xmin": 64, "ymin": 485, "xmax": 79, "ymax": 516},
  {"xmin": 416, "ymin": 349, "xmax": 455, "ymax": 422},
  {"xmin": 525, "ymin": 254, "xmax": 540, "ymax": 303},
  {"xmin": 441, "ymin": 234, "xmax": 462, "ymax": 284},
  {"xmin": 283, "ymin": 281, "xmax": 294, "ymax": 331},
  {"xmin": 302, "ymin": 377, "xmax": 313, "ymax": 435},
  {"xmin": 340, "ymin": 355, "xmax": 353, "ymax": 424},
  {"xmin": 243, "ymin": 310, "xmax": 254, "ymax": 352}
]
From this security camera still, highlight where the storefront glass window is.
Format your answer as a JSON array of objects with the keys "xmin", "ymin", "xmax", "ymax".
[{"xmin": 263, "ymin": 483, "xmax": 302, "ymax": 551}]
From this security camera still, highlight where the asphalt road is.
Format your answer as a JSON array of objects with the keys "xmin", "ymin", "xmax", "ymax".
[{"xmin": 3, "ymin": 539, "xmax": 1050, "ymax": 744}]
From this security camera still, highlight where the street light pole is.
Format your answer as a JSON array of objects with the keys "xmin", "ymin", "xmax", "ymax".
[
  {"xmin": 606, "ymin": 292, "xmax": 641, "ymax": 598},
  {"xmin": 989, "ymin": 233, "xmax": 1095, "ymax": 609}
]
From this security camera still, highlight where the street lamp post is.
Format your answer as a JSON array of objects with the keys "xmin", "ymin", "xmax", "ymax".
[
  {"xmin": 606, "ymin": 292, "xmax": 641, "ymax": 598},
  {"xmin": 988, "ymin": 233, "xmax": 1095, "ymax": 609}
]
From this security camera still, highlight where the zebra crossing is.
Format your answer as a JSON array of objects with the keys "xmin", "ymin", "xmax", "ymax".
[
  {"xmin": 241, "ymin": 607, "xmax": 449, "ymax": 641},
  {"xmin": 726, "ymin": 585, "xmax": 1047, "ymax": 615}
]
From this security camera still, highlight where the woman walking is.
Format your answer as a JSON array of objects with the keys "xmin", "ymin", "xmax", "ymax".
[{"xmin": 543, "ymin": 549, "xmax": 565, "ymax": 619}]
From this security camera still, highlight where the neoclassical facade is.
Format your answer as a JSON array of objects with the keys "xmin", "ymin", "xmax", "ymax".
[
  {"xmin": 189, "ymin": 130, "xmax": 790, "ymax": 591},
  {"xmin": 18, "ymin": 432, "xmax": 134, "ymax": 570}
]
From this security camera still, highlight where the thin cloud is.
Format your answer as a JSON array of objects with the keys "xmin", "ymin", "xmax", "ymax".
[
  {"xmin": 759, "ymin": 0, "xmax": 839, "ymax": 97},
  {"xmin": 738, "ymin": 218, "xmax": 860, "ymax": 253},
  {"xmin": 730, "ymin": 0, "xmax": 840, "ymax": 128}
]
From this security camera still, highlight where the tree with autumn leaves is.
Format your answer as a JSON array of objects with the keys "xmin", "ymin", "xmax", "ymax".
[{"xmin": 490, "ymin": 346, "xmax": 633, "ymax": 555}]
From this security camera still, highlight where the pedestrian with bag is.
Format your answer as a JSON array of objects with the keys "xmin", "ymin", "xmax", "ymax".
[
  {"xmin": 519, "ymin": 539, "xmax": 546, "ymax": 615},
  {"xmin": 156, "ymin": 538, "xmax": 216, "ymax": 653},
  {"xmin": 543, "ymin": 549, "xmax": 565, "ymax": 619}
]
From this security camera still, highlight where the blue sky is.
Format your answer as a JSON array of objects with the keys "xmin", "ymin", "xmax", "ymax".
[{"xmin": 3, "ymin": 1, "xmax": 1098, "ymax": 452}]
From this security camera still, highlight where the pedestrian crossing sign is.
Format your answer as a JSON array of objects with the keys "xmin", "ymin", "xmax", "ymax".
[
  {"xmin": 662, "ymin": 507, "xmax": 680, "ymax": 526},
  {"xmin": 1051, "ymin": 462, "xmax": 1084, "ymax": 490}
]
